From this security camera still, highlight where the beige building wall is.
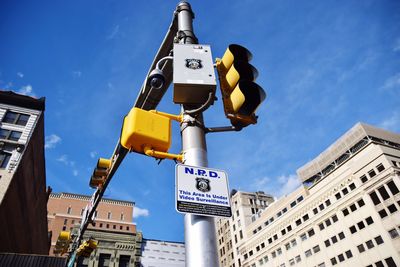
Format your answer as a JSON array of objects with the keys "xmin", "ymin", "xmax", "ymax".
[
  {"xmin": 217, "ymin": 123, "xmax": 400, "ymax": 267},
  {"xmin": 216, "ymin": 191, "xmax": 275, "ymax": 267}
]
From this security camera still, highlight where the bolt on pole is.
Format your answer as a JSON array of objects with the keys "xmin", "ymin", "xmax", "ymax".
[{"xmin": 176, "ymin": 2, "xmax": 219, "ymax": 267}]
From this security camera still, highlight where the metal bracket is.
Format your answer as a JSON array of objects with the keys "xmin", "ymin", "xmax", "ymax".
[{"xmin": 205, "ymin": 126, "xmax": 242, "ymax": 133}]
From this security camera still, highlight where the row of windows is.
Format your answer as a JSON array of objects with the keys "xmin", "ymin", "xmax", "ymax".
[
  {"xmin": 334, "ymin": 182, "xmax": 356, "ymax": 201},
  {"xmin": 66, "ymin": 207, "xmax": 125, "ymax": 221},
  {"xmin": 365, "ymin": 257, "xmax": 397, "ymax": 267},
  {"xmin": 357, "ymin": 235, "xmax": 384, "ymax": 253},
  {"xmin": 318, "ymin": 213, "xmax": 338, "ymax": 231},
  {"xmin": 349, "ymin": 216, "xmax": 374, "ymax": 234},
  {"xmin": 330, "ymin": 249, "xmax": 353, "ymax": 265},
  {"xmin": 369, "ymin": 179, "xmax": 399, "ymax": 205},
  {"xmin": 0, "ymin": 128, "xmax": 22, "ymax": 141},
  {"xmin": 324, "ymin": 231, "xmax": 346, "ymax": 247},
  {"xmin": 312, "ymin": 198, "xmax": 331, "ymax": 215},
  {"xmin": 0, "ymin": 152, "xmax": 12, "ymax": 169},
  {"xmin": 342, "ymin": 197, "xmax": 365, "ymax": 216},
  {"xmin": 1, "ymin": 111, "xmax": 30, "ymax": 126},
  {"xmin": 378, "ymin": 200, "xmax": 400, "ymax": 219},
  {"xmin": 360, "ymin": 163, "xmax": 386, "ymax": 183}
]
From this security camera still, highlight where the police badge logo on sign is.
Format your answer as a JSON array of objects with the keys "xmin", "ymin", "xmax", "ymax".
[{"xmin": 195, "ymin": 177, "xmax": 210, "ymax": 192}]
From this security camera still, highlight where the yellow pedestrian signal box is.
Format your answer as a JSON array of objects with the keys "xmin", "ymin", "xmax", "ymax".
[
  {"xmin": 89, "ymin": 158, "xmax": 111, "ymax": 189},
  {"xmin": 120, "ymin": 108, "xmax": 183, "ymax": 161},
  {"xmin": 77, "ymin": 239, "xmax": 98, "ymax": 257},
  {"xmin": 53, "ymin": 231, "xmax": 71, "ymax": 255},
  {"xmin": 216, "ymin": 44, "xmax": 266, "ymax": 128}
]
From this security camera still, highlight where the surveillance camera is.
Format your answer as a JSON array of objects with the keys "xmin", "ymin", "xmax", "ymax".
[{"xmin": 147, "ymin": 69, "xmax": 165, "ymax": 90}]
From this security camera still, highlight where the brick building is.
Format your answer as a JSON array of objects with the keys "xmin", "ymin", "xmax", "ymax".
[
  {"xmin": 0, "ymin": 91, "xmax": 49, "ymax": 254},
  {"xmin": 48, "ymin": 192, "xmax": 142, "ymax": 266}
]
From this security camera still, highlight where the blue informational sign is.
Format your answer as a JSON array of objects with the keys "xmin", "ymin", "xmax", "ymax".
[{"xmin": 175, "ymin": 164, "xmax": 232, "ymax": 217}]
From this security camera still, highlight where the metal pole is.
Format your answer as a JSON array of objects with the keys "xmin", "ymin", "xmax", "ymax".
[{"xmin": 176, "ymin": 2, "xmax": 219, "ymax": 267}]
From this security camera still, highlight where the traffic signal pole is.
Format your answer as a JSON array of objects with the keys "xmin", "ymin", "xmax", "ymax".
[{"xmin": 176, "ymin": 2, "xmax": 219, "ymax": 267}]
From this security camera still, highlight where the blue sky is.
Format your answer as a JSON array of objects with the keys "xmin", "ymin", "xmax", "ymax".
[{"xmin": 1, "ymin": 0, "xmax": 399, "ymax": 242}]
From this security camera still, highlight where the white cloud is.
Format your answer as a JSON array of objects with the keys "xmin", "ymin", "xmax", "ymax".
[
  {"xmin": 107, "ymin": 25, "xmax": 120, "ymax": 40},
  {"xmin": 17, "ymin": 84, "xmax": 35, "ymax": 97},
  {"xmin": 56, "ymin": 154, "xmax": 75, "ymax": 167},
  {"xmin": 72, "ymin": 71, "xmax": 82, "ymax": 78},
  {"xmin": 251, "ymin": 174, "xmax": 301, "ymax": 198},
  {"xmin": 381, "ymin": 73, "xmax": 400, "ymax": 90},
  {"xmin": 393, "ymin": 38, "xmax": 400, "ymax": 52},
  {"xmin": 17, "ymin": 72, "xmax": 24, "ymax": 78},
  {"xmin": 133, "ymin": 206, "xmax": 149, "ymax": 218},
  {"xmin": 90, "ymin": 151, "xmax": 97, "ymax": 158},
  {"xmin": 379, "ymin": 112, "xmax": 400, "ymax": 132},
  {"xmin": 45, "ymin": 134, "xmax": 62, "ymax": 149},
  {"xmin": 73, "ymin": 170, "xmax": 79, "ymax": 177}
]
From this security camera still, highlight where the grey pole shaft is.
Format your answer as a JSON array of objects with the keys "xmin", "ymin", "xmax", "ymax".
[{"xmin": 176, "ymin": 2, "xmax": 219, "ymax": 267}]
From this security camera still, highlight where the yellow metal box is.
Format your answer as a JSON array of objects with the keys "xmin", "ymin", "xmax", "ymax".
[{"xmin": 120, "ymin": 108, "xmax": 171, "ymax": 153}]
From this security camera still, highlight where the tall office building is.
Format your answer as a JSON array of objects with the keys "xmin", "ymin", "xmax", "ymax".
[
  {"xmin": 0, "ymin": 91, "xmax": 49, "ymax": 254},
  {"xmin": 215, "ymin": 191, "xmax": 275, "ymax": 267},
  {"xmin": 48, "ymin": 192, "xmax": 142, "ymax": 266},
  {"xmin": 217, "ymin": 123, "xmax": 400, "ymax": 267}
]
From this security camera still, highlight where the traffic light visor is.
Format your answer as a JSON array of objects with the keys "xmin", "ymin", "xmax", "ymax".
[
  {"xmin": 220, "ymin": 44, "xmax": 253, "ymax": 73},
  {"xmin": 230, "ymin": 81, "xmax": 266, "ymax": 115},
  {"xmin": 225, "ymin": 61, "xmax": 258, "ymax": 91}
]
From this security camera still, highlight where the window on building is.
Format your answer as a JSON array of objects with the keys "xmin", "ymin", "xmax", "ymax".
[
  {"xmin": 332, "ymin": 214, "xmax": 338, "ymax": 222},
  {"xmin": 239, "ymin": 230, "xmax": 243, "ymax": 239},
  {"xmin": 0, "ymin": 152, "xmax": 12, "ymax": 169},
  {"xmin": 67, "ymin": 207, "xmax": 71, "ymax": 214},
  {"xmin": 289, "ymin": 259, "xmax": 295, "ymax": 266},
  {"xmin": 330, "ymin": 257, "xmax": 337, "ymax": 265},
  {"xmin": 308, "ymin": 228, "xmax": 315, "ymax": 237},
  {"xmin": 99, "ymin": 253, "xmax": 111, "ymax": 267},
  {"xmin": 107, "ymin": 212, "xmax": 112, "ymax": 219},
  {"xmin": 375, "ymin": 261, "xmax": 384, "ymax": 267},
  {"xmin": 335, "ymin": 193, "xmax": 341, "ymax": 200},
  {"xmin": 300, "ymin": 233, "xmax": 307, "ymax": 241},
  {"xmin": 385, "ymin": 257, "xmax": 396, "ymax": 267},
  {"xmin": 337, "ymin": 254, "xmax": 345, "ymax": 262},
  {"xmin": 100, "ymin": 223, "xmax": 103, "ymax": 228},
  {"xmin": 388, "ymin": 204, "xmax": 398, "ymax": 214},
  {"xmin": 318, "ymin": 223, "xmax": 325, "ymax": 231},
  {"xmin": 120, "ymin": 213, "xmax": 124, "ymax": 220},
  {"xmin": 357, "ymin": 244, "xmax": 365, "ymax": 253},
  {"xmin": 349, "ymin": 183, "xmax": 356, "ymax": 190},
  {"xmin": 368, "ymin": 169, "xmax": 376, "ymax": 178},
  {"xmin": 120, "ymin": 225, "xmax": 123, "ymax": 230},
  {"xmin": 387, "ymin": 180, "xmax": 399, "ymax": 195},
  {"xmin": 113, "ymin": 225, "xmax": 116, "ymax": 229},
  {"xmin": 374, "ymin": 235, "xmax": 384, "ymax": 245},
  {"xmin": 319, "ymin": 203, "xmax": 325, "ymax": 211},
  {"xmin": 357, "ymin": 199, "xmax": 365, "ymax": 207},
  {"xmin": 304, "ymin": 249, "xmax": 312, "ymax": 257},
  {"xmin": 285, "ymin": 243, "xmax": 290, "ymax": 250},
  {"xmin": 291, "ymin": 239, "xmax": 297, "ymax": 247},
  {"xmin": 312, "ymin": 245, "xmax": 320, "ymax": 253},
  {"xmin": 295, "ymin": 255, "xmax": 301, "ymax": 263},
  {"xmin": 302, "ymin": 214, "xmax": 309, "ymax": 221},
  {"xmin": 287, "ymin": 225, "xmax": 292, "ymax": 232},
  {"xmin": 313, "ymin": 208, "xmax": 318, "ymax": 215},
  {"xmin": 377, "ymin": 186, "xmax": 390, "ymax": 200},
  {"xmin": 376, "ymin": 164, "xmax": 385, "ymax": 172},
  {"xmin": 349, "ymin": 225, "xmax": 357, "ymax": 234},
  {"xmin": 369, "ymin": 191, "xmax": 381, "ymax": 205},
  {"xmin": 338, "ymin": 232, "xmax": 345, "ymax": 240},
  {"xmin": 0, "ymin": 129, "xmax": 22, "ymax": 141},
  {"xmin": 360, "ymin": 175, "xmax": 368, "ymax": 183},
  {"xmin": 345, "ymin": 250, "xmax": 353, "ymax": 259},
  {"xmin": 342, "ymin": 188, "xmax": 349, "ymax": 195},
  {"xmin": 365, "ymin": 216, "xmax": 373, "ymax": 225},
  {"xmin": 342, "ymin": 208, "xmax": 349, "ymax": 216},
  {"xmin": 277, "ymin": 248, "xmax": 282, "ymax": 255},
  {"xmin": 296, "ymin": 219, "xmax": 301, "ymax": 226},
  {"xmin": 366, "ymin": 240, "xmax": 374, "ymax": 249},
  {"xmin": 64, "ymin": 219, "xmax": 68, "ymax": 225},
  {"xmin": 2, "ymin": 111, "xmax": 30, "ymax": 126},
  {"xmin": 388, "ymin": 228, "xmax": 399, "ymax": 239},
  {"xmin": 325, "ymin": 199, "xmax": 331, "ymax": 206},
  {"xmin": 378, "ymin": 209, "xmax": 388, "ymax": 218},
  {"xmin": 119, "ymin": 255, "xmax": 131, "ymax": 267},
  {"xmin": 272, "ymin": 251, "xmax": 276, "ymax": 258},
  {"xmin": 357, "ymin": 221, "xmax": 365, "ymax": 230},
  {"xmin": 325, "ymin": 218, "xmax": 332, "ymax": 227},
  {"xmin": 331, "ymin": 236, "xmax": 338, "ymax": 244},
  {"xmin": 106, "ymin": 224, "xmax": 109, "ymax": 228},
  {"xmin": 281, "ymin": 229, "xmax": 286, "ymax": 235},
  {"xmin": 324, "ymin": 239, "xmax": 331, "ymax": 247},
  {"xmin": 350, "ymin": 204, "xmax": 357, "ymax": 212},
  {"xmin": 290, "ymin": 201, "xmax": 296, "ymax": 208}
]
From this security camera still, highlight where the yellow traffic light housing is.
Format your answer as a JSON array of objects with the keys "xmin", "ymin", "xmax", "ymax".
[
  {"xmin": 53, "ymin": 231, "xmax": 71, "ymax": 255},
  {"xmin": 89, "ymin": 158, "xmax": 111, "ymax": 189},
  {"xmin": 120, "ymin": 108, "xmax": 183, "ymax": 161},
  {"xmin": 77, "ymin": 239, "xmax": 98, "ymax": 257},
  {"xmin": 216, "ymin": 44, "xmax": 266, "ymax": 128}
]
